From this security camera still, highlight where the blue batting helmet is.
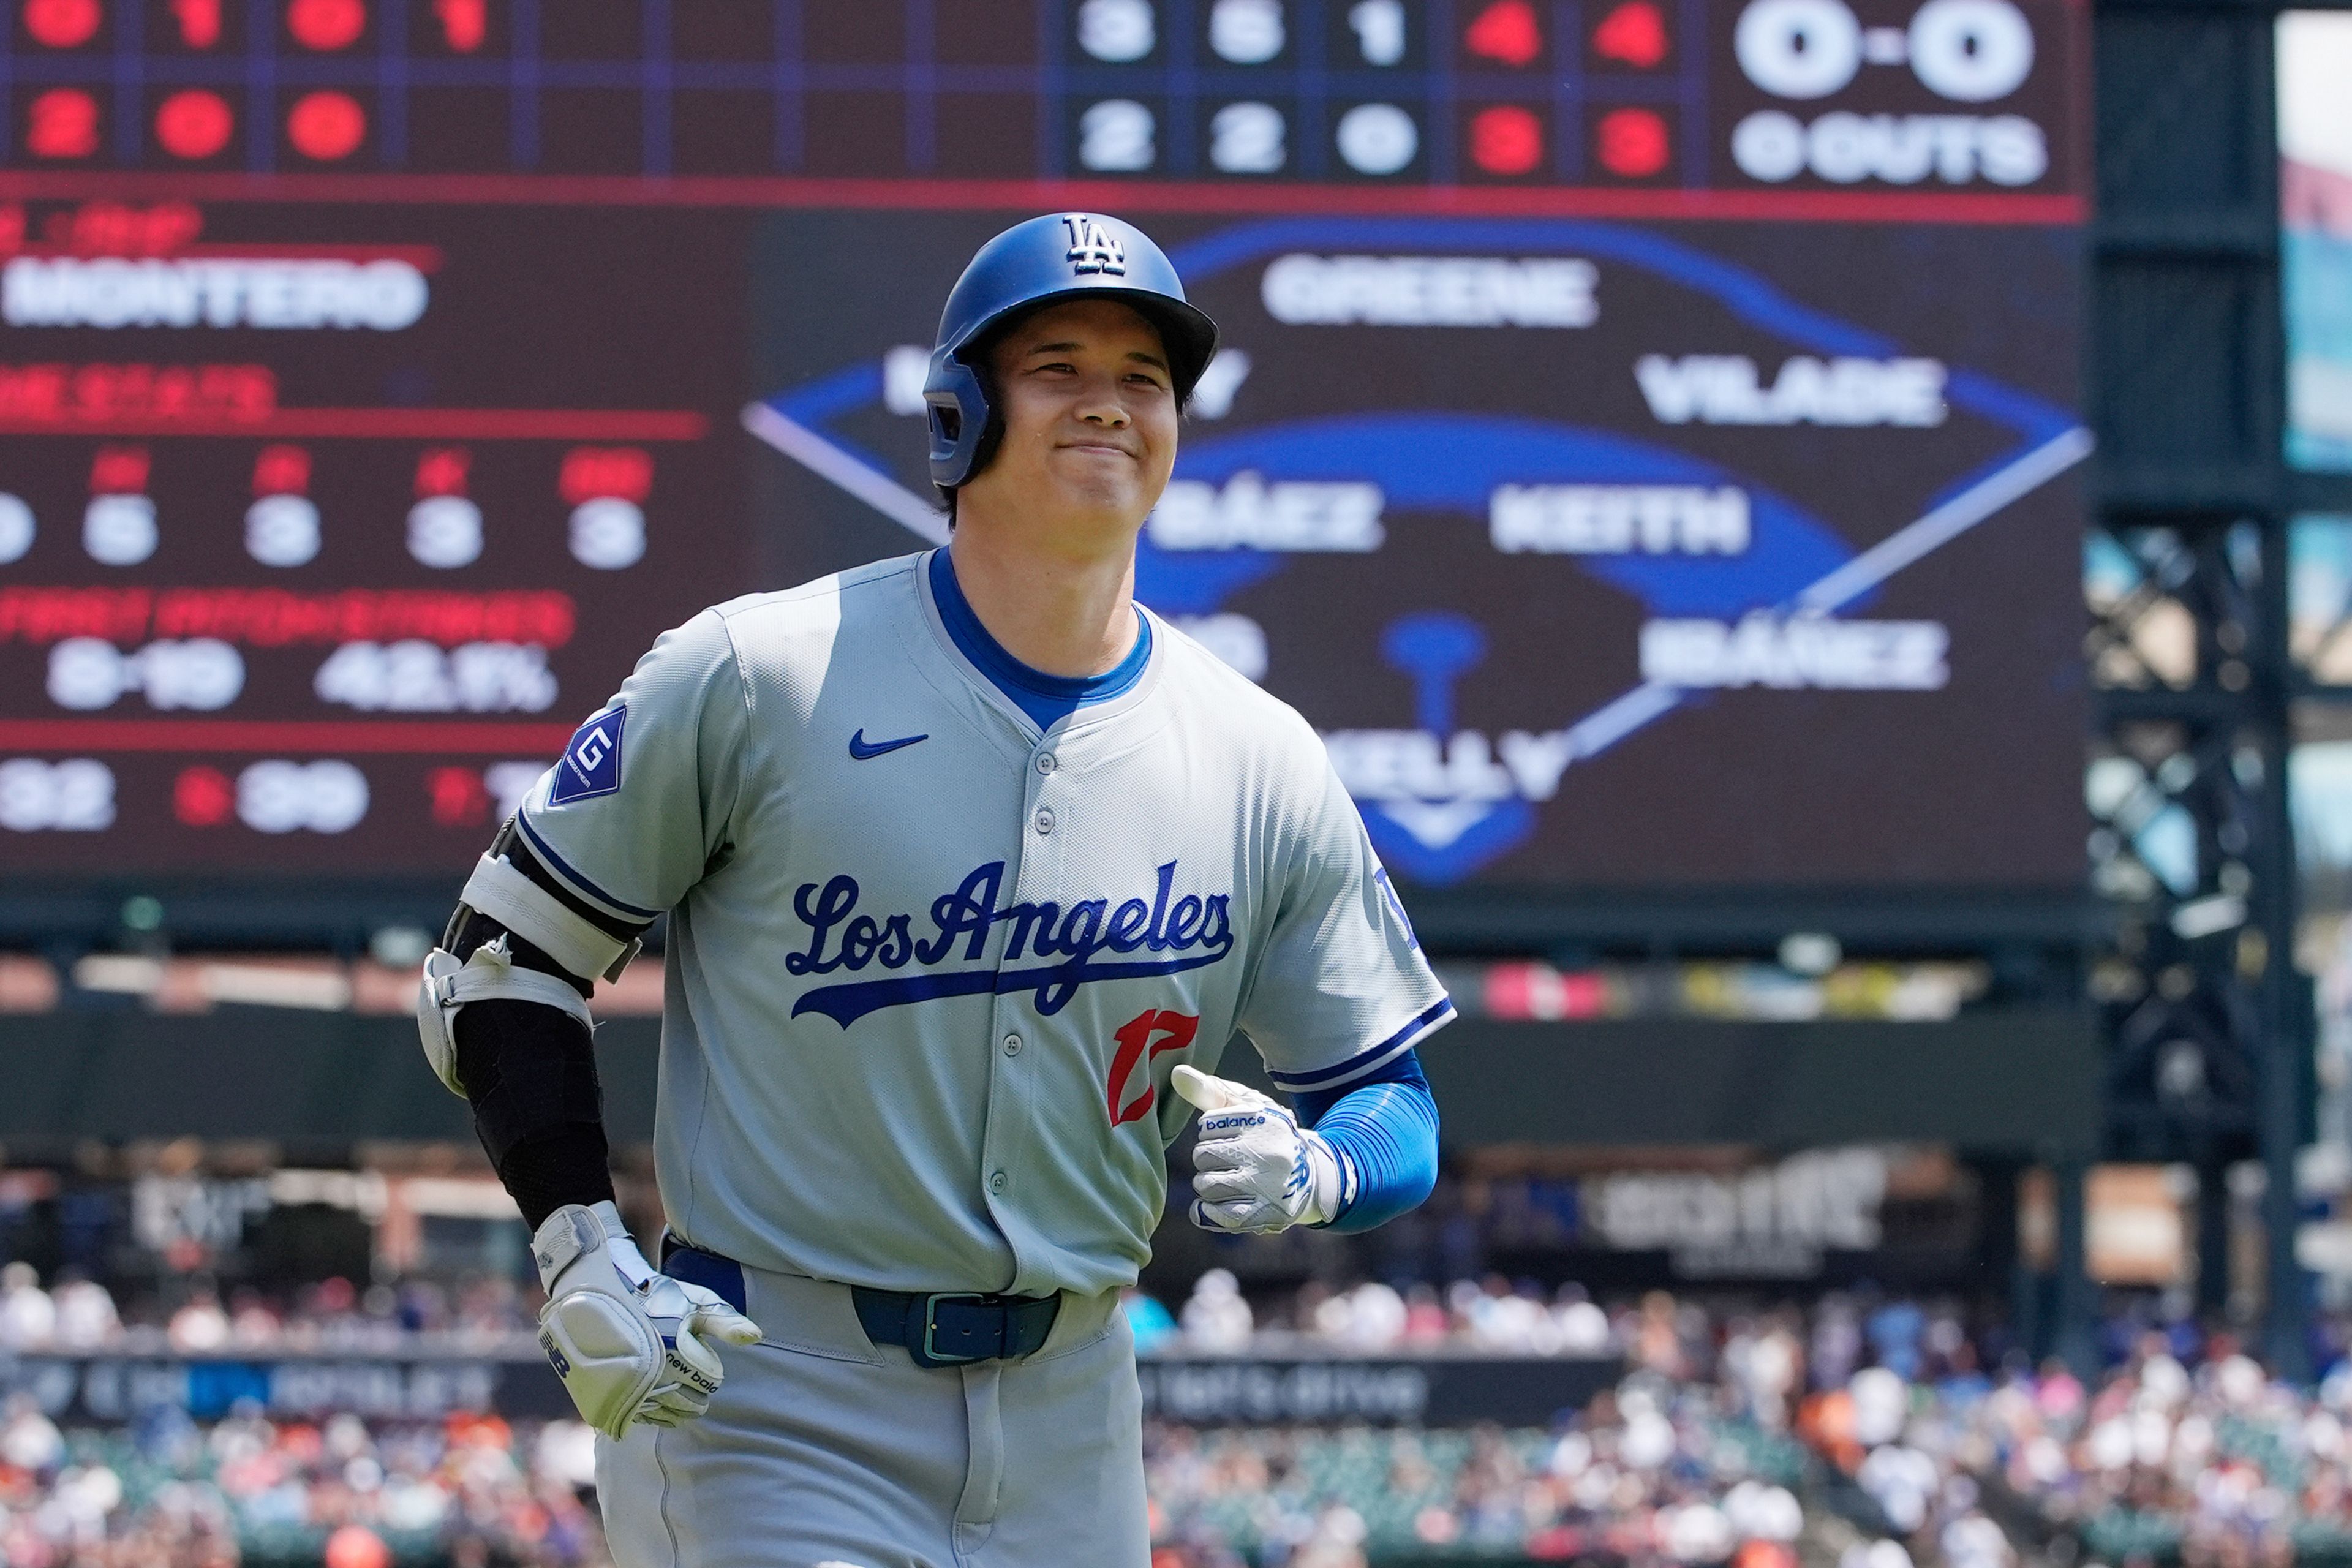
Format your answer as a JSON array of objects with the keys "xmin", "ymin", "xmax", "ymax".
[{"xmin": 924, "ymin": 213, "xmax": 1219, "ymax": 491}]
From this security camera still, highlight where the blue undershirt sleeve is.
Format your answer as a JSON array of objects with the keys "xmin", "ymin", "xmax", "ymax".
[{"xmin": 1289, "ymin": 1049, "xmax": 1439, "ymax": 1234}]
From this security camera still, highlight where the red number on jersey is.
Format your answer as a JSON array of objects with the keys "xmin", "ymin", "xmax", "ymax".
[{"xmin": 1107, "ymin": 1009, "xmax": 1200, "ymax": 1126}]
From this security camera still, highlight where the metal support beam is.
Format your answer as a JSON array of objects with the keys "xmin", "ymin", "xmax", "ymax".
[
  {"xmin": 2198, "ymin": 1155, "xmax": 2233, "ymax": 1308},
  {"xmin": 2092, "ymin": 0, "xmax": 2315, "ymax": 1371},
  {"xmin": 2055, "ymin": 1159, "xmax": 2100, "ymax": 1377},
  {"xmin": 2257, "ymin": 518, "xmax": 2312, "ymax": 1374}
]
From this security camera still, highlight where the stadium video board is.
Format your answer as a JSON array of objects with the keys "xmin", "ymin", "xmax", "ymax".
[
  {"xmin": 0, "ymin": 0, "xmax": 2088, "ymax": 891},
  {"xmin": 2281, "ymin": 11, "xmax": 2352, "ymax": 472}
]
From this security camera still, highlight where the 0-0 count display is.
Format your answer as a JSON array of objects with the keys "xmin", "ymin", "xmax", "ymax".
[{"xmin": 2, "ymin": 0, "xmax": 2078, "ymax": 203}]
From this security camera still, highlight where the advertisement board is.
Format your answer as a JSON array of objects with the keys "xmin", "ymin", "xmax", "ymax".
[{"xmin": 0, "ymin": 1346, "xmax": 1618, "ymax": 1428}]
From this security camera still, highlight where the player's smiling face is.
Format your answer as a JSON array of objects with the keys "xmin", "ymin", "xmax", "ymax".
[{"xmin": 968, "ymin": 298, "xmax": 1178, "ymax": 541}]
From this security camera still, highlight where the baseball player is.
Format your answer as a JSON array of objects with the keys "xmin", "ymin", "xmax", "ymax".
[{"xmin": 416, "ymin": 212, "xmax": 1450, "ymax": 1567}]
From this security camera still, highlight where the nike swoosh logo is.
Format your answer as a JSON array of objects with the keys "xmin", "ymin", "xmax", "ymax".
[{"xmin": 848, "ymin": 728, "xmax": 929, "ymax": 761}]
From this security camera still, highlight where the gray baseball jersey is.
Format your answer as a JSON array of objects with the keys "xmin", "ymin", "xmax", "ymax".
[{"xmin": 515, "ymin": 549, "xmax": 1452, "ymax": 1298}]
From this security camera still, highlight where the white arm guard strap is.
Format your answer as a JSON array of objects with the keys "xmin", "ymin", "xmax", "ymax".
[
  {"xmin": 416, "ymin": 940, "xmax": 595, "ymax": 1098},
  {"xmin": 458, "ymin": 853, "xmax": 643, "ymax": 984}
]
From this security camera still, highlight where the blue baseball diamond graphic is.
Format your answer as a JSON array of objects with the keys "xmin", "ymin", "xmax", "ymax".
[{"xmin": 752, "ymin": 217, "xmax": 2086, "ymax": 883}]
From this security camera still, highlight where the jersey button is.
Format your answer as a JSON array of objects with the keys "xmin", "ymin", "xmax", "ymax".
[
  {"xmin": 1035, "ymin": 752, "xmax": 1057, "ymax": 775},
  {"xmin": 1033, "ymin": 807, "xmax": 1055, "ymax": 835},
  {"xmin": 1003, "ymin": 1033, "xmax": 1022, "ymax": 1057},
  {"xmin": 989, "ymin": 1170, "xmax": 1008, "ymax": 1194}
]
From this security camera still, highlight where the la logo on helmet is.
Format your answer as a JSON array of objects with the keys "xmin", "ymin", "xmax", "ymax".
[{"xmin": 1061, "ymin": 215, "xmax": 1126, "ymax": 276}]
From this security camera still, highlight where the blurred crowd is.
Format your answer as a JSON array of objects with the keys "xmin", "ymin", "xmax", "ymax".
[
  {"xmin": 0, "ymin": 1400, "xmax": 601, "ymax": 1568},
  {"xmin": 0, "ymin": 1265, "xmax": 534, "ymax": 1357},
  {"xmin": 20, "ymin": 1257, "xmax": 2352, "ymax": 1566},
  {"xmin": 1853, "ymin": 1331, "xmax": 2352, "ymax": 1568},
  {"xmin": 1142, "ymin": 1275, "xmax": 2007, "ymax": 1567},
  {"xmin": 1145, "ymin": 1274, "xmax": 2352, "ymax": 1565},
  {"xmin": 1139, "ymin": 1270, "xmax": 1620, "ymax": 1357},
  {"xmin": 1143, "ymin": 1383, "xmax": 1812, "ymax": 1568}
]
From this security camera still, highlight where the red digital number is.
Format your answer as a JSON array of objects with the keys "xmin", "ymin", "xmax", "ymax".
[
  {"xmin": 27, "ymin": 89, "xmax": 100, "ymax": 159},
  {"xmin": 90, "ymin": 445, "xmax": 150, "ymax": 494},
  {"xmin": 560, "ymin": 447, "xmax": 655, "ymax": 505},
  {"xmin": 253, "ymin": 444, "xmax": 311, "ymax": 496},
  {"xmin": 286, "ymin": 90, "xmax": 366, "ymax": 159},
  {"xmin": 414, "ymin": 447, "xmax": 470, "ymax": 497},
  {"xmin": 1463, "ymin": 0, "xmax": 1541, "ymax": 67},
  {"xmin": 434, "ymin": 0, "xmax": 484, "ymax": 51},
  {"xmin": 1595, "ymin": 108, "xmax": 1670, "ymax": 177},
  {"xmin": 170, "ymin": 0, "xmax": 222, "ymax": 48},
  {"xmin": 174, "ymin": 767, "xmax": 235, "ymax": 828},
  {"xmin": 1469, "ymin": 106, "xmax": 1544, "ymax": 176},
  {"xmin": 23, "ymin": 0, "xmax": 101, "ymax": 48},
  {"xmin": 427, "ymin": 767, "xmax": 491, "ymax": 828},
  {"xmin": 285, "ymin": 0, "xmax": 364, "ymax": 51},
  {"xmin": 154, "ymin": 89, "xmax": 233, "ymax": 159},
  {"xmin": 1592, "ymin": 1, "xmax": 1668, "ymax": 68}
]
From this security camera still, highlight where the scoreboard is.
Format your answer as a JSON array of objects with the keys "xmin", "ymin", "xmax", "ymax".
[
  {"xmin": 0, "ymin": 0, "xmax": 2079, "ymax": 202},
  {"xmin": 0, "ymin": 0, "xmax": 2089, "ymax": 891},
  {"xmin": 0, "ymin": 200, "xmax": 752, "ymax": 871}
]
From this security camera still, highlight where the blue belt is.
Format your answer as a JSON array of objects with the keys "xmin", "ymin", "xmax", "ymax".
[
  {"xmin": 658, "ymin": 1238, "xmax": 1061, "ymax": 1370},
  {"xmin": 659, "ymin": 1238, "xmax": 750, "ymax": 1312},
  {"xmin": 850, "ymin": 1287, "xmax": 1063, "ymax": 1370}
]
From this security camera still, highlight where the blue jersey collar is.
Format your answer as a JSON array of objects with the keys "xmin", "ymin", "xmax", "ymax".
[{"xmin": 927, "ymin": 548, "xmax": 1152, "ymax": 731}]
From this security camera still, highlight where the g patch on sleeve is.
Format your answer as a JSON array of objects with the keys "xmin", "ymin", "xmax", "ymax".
[{"xmin": 549, "ymin": 705, "xmax": 627, "ymax": 805}]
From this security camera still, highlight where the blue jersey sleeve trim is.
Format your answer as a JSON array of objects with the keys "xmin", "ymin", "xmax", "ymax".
[
  {"xmin": 514, "ymin": 810, "xmax": 665, "ymax": 922},
  {"xmin": 1288, "ymin": 1044, "xmax": 1427, "ymax": 1125},
  {"xmin": 1292, "ymin": 1057, "xmax": 1439, "ymax": 1235},
  {"xmin": 1265, "ymin": 997, "xmax": 1455, "ymax": 1093}
]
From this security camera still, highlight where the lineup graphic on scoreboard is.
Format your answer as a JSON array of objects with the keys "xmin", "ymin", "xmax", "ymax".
[
  {"xmin": 747, "ymin": 210, "xmax": 2088, "ymax": 889},
  {"xmin": 0, "ymin": 201, "xmax": 2088, "ymax": 885}
]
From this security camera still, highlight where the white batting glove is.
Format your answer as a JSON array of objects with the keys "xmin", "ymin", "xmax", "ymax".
[
  {"xmin": 531, "ymin": 1201, "xmax": 762, "ymax": 1441},
  {"xmin": 1173, "ymin": 1065, "xmax": 1351, "ymax": 1234}
]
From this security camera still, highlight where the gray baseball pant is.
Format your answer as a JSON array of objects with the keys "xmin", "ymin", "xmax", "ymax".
[{"xmin": 595, "ymin": 1265, "xmax": 1148, "ymax": 1568}]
